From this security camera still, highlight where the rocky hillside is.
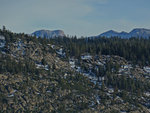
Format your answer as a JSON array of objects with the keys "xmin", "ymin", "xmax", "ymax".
[{"xmin": 0, "ymin": 29, "xmax": 150, "ymax": 112}]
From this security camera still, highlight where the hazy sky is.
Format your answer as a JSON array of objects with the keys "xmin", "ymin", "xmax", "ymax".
[{"xmin": 0, "ymin": 0, "xmax": 150, "ymax": 37}]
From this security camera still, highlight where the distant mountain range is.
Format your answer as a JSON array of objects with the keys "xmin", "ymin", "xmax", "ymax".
[
  {"xmin": 98, "ymin": 28, "xmax": 150, "ymax": 38},
  {"xmin": 32, "ymin": 28, "xmax": 150, "ymax": 39},
  {"xmin": 32, "ymin": 30, "xmax": 65, "ymax": 38}
]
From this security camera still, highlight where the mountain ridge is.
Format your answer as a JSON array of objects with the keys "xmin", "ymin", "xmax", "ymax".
[
  {"xmin": 98, "ymin": 28, "xmax": 150, "ymax": 38},
  {"xmin": 32, "ymin": 29, "xmax": 65, "ymax": 38}
]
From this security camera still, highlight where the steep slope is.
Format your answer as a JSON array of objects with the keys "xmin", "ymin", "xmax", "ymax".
[
  {"xmin": 32, "ymin": 29, "xmax": 65, "ymax": 38},
  {"xmin": 0, "ymin": 30, "xmax": 97, "ymax": 112}
]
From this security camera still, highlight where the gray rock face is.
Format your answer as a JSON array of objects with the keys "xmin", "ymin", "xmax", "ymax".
[{"xmin": 32, "ymin": 30, "xmax": 65, "ymax": 38}]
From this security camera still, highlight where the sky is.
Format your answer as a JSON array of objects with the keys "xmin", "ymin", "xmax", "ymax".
[{"xmin": 0, "ymin": 0, "xmax": 150, "ymax": 37}]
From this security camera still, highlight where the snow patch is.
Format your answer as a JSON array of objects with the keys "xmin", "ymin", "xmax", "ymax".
[
  {"xmin": 0, "ymin": 35, "xmax": 5, "ymax": 48},
  {"xmin": 144, "ymin": 66, "xmax": 150, "ymax": 73},
  {"xmin": 81, "ymin": 54, "xmax": 92, "ymax": 60}
]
